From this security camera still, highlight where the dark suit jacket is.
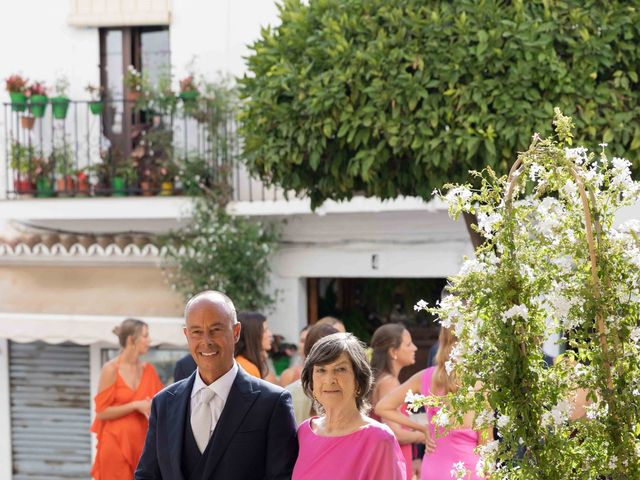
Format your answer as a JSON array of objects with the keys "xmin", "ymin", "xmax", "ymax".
[
  {"xmin": 173, "ymin": 354, "xmax": 197, "ymax": 382},
  {"xmin": 135, "ymin": 367, "xmax": 298, "ymax": 480}
]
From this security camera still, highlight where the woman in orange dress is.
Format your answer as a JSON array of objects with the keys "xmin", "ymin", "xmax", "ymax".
[
  {"xmin": 234, "ymin": 311, "xmax": 276, "ymax": 382},
  {"xmin": 90, "ymin": 318, "xmax": 163, "ymax": 479}
]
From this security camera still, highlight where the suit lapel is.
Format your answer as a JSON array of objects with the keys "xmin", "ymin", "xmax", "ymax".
[
  {"xmin": 167, "ymin": 372, "xmax": 196, "ymax": 480},
  {"xmin": 201, "ymin": 369, "xmax": 260, "ymax": 477}
]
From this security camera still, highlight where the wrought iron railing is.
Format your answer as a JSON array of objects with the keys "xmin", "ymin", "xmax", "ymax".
[{"xmin": 1, "ymin": 97, "xmax": 286, "ymax": 202}]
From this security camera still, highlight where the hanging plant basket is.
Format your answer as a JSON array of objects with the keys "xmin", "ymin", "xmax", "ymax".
[
  {"xmin": 179, "ymin": 90, "xmax": 199, "ymax": 102},
  {"xmin": 9, "ymin": 92, "xmax": 27, "ymax": 112},
  {"xmin": 30, "ymin": 95, "xmax": 48, "ymax": 118},
  {"xmin": 50, "ymin": 96, "xmax": 70, "ymax": 120},
  {"xmin": 89, "ymin": 101, "xmax": 104, "ymax": 115},
  {"xmin": 35, "ymin": 177, "xmax": 54, "ymax": 198},
  {"xmin": 20, "ymin": 115, "xmax": 35, "ymax": 130},
  {"xmin": 111, "ymin": 176, "xmax": 126, "ymax": 197}
]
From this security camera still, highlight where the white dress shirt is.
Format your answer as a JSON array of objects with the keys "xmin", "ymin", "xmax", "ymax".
[{"xmin": 190, "ymin": 362, "xmax": 238, "ymax": 436}]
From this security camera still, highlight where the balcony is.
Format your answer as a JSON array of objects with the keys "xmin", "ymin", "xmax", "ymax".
[{"xmin": 1, "ymin": 96, "xmax": 285, "ymax": 203}]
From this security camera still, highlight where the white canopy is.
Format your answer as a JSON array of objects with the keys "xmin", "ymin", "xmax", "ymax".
[{"xmin": 0, "ymin": 313, "xmax": 186, "ymax": 346}]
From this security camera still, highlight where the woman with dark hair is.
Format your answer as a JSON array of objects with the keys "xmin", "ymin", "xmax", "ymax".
[
  {"xmin": 286, "ymin": 323, "xmax": 338, "ymax": 424},
  {"xmin": 370, "ymin": 323, "xmax": 420, "ymax": 479},
  {"xmin": 293, "ymin": 333, "xmax": 406, "ymax": 479},
  {"xmin": 91, "ymin": 318, "xmax": 163, "ymax": 479},
  {"xmin": 375, "ymin": 327, "xmax": 487, "ymax": 480},
  {"xmin": 235, "ymin": 311, "xmax": 274, "ymax": 380}
]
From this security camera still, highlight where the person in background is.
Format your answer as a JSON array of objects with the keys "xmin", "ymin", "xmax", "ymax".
[
  {"xmin": 234, "ymin": 311, "xmax": 277, "ymax": 383},
  {"xmin": 173, "ymin": 352, "xmax": 197, "ymax": 382},
  {"xmin": 293, "ymin": 332, "xmax": 406, "ymax": 479},
  {"xmin": 316, "ymin": 315, "xmax": 347, "ymax": 333},
  {"xmin": 279, "ymin": 326, "xmax": 310, "ymax": 387},
  {"xmin": 285, "ymin": 323, "xmax": 338, "ymax": 424},
  {"xmin": 376, "ymin": 327, "xmax": 488, "ymax": 480},
  {"xmin": 91, "ymin": 318, "xmax": 163, "ymax": 479},
  {"xmin": 370, "ymin": 323, "xmax": 421, "ymax": 480}
]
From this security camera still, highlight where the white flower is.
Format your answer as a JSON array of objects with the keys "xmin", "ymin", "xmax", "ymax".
[
  {"xmin": 474, "ymin": 409, "xmax": 494, "ymax": 429},
  {"xmin": 630, "ymin": 327, "xmax": 640, "ymax": 345},
  {"xmin": 565, "ymin": 146, "xmax": 588, "ymax": 164},
  {"xmin": 497, "ymin": 414, "xmax": 510, "ymax": 429},
  {"xmin": 433, "ymin": 409, "xmax": 450, "ymax": 427},
  {"xmin": 445, "ymin": 360, "xmax": 454, "ymax": 375},
  {"xmin": 477, "ymin": 212, "xmax": 502, "ymax": 239},
  {"xmin": 450, "ymin": 461, "xmax": 468, "ymax": 479},
  {"xmin": 445, "ymin": 186, "xmax": 472, "ymax": 205},
  {"xmin": 612, "ymin": 157, "xmax": 631, "ymax": 170},
  {"xmin": 413, "ymin": 299, "xmax": 428, "ymax": 312},
  {"xmin": 459, "ymin": 258, "xmax": 483, "ymax": 276},
  {"xmin": 560, "ymin": 179, "xmax": 578, "ymax": 199},
  {"xmin": 502, "ymin": 304, "xmax": 529, "ymax": 323}
]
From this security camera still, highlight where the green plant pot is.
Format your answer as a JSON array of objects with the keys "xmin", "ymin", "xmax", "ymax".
[
  {"xmin": 51, "ymin": 96, "xmax": 70, "ymax": 120},
  {"xmin": 35, "ymin": 177, "xmax": 54, "ymax": 198},
  {"xmin": 89, "ymin": 101, "xmax": 104, "ymax": 115},
  {"xmin": 111, "ymin": 176, "xmax": 127, "ymax": 196},
  {"xmin": 30, "ymin": 95, "xmax": 48, "ymax": 118},
  {"xmin": 179, "ymin": 91, "xmax": 199, "ymax": 102},
  {"xmin": 9, "ymin": 92, "xmax": 27, "ymax": 112}
]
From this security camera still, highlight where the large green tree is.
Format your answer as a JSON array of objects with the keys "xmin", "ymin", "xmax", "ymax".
[{"xmin": 239, "ymin": 0, "xmax": 640, "ymax": 211}]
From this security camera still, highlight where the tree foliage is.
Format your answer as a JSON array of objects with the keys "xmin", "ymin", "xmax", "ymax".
[
  {"xmin": 240, "ymin": 0, "xmax": 640, "ymax": 208},
  {"xmin": 161, "ymin": 196, "xmax": 280, "ymax": 310}
]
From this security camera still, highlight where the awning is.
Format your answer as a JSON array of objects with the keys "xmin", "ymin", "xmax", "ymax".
[{"xmin": 0, "ymin": 313, "xmax": 186, "ymax": 346}]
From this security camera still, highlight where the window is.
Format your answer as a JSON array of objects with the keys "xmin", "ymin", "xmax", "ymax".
[{"xmin": 99, "ymin": 27, "xmax": 170, "ymax": 158}]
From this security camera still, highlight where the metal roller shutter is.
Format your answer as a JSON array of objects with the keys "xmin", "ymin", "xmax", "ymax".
[{"xmin": 9, "ymin": 341, "xmax": 91, "ymax": 479}]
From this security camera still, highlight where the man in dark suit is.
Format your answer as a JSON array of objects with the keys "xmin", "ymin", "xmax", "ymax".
[
  {"xmin": 135, "ymin": 290, "xmax": 298, "ymax": 479},
  {"xmin": 173, "ymin": 353, "xmax": 197, "ymax": 382}
]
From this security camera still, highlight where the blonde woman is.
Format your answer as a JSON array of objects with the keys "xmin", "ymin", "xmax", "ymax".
[
  {"xmin": 375, "ymin": 327, "xmax": 486, "ymax": 480},
  {"xmin": 91, "ymin": 318, "xmax": 163, "ymax": 479}
]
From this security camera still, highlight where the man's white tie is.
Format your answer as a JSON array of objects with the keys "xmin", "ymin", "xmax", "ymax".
[{"xmin": 191, "ymin": 388, "xmax": 216, "ymax": 453}]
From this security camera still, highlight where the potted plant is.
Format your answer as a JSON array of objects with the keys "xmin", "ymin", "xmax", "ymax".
[
  {"xmin": 9, "ymin": 141, "xmax": 35, "ymax": 194},
  {"xmin": 32, "ymin": 156, "xmax": 54, "ymax": 197},
  {"xmin": 112, "ymin": 161, "xmax": 138, "ymax": 196},
  {"xmin": 5, "ymin": 74, "xmax": 28, "ymax": 112},
  {"xmin": 75, "ymin": 167, "xmax": 91, "ymax": 196},
  {"xmin": 179, "ymin": 75, "xmax": 199, "ymax": 102},
  {"xmin": 86, "ymin": 83, "xmax": 104, "ymax": 115},
  {"xmin": 51, "ymin": 146, "xmax": 75, "ymax": 195},
  {"xmin": 50, "ymin": 76, "xmax": 70, "ymax": 120},
  {"xmin": 27, "ymin": 81, "xmax": 48, "ymax": 118},
  {"xmin": 124, "ymin": 65, "xmax": 149, "ymax": 106},
  {"xmin": 158, "ymin": 161, "xmax": 177, "ymax": 196},
  {"xmin": 20, "ymin": 115, "xmax": 35, "ymax": 130}
]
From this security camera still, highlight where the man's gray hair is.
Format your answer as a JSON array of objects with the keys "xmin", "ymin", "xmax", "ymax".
[{"xmin": 184, "ymin": 290, "xmax": 238, "ymax": 324}]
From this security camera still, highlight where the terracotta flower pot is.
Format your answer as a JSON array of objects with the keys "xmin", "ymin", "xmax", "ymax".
[
  {"xmin": 56, "ymin": 176, "xmax": 75, "ymax": 196},
  {"xmin": 140, "ymin": 180, "xmax": 155, "ymax": 196},
  {"xmin": 13, "ymin": 178, "xmax": 33, "ymax": 195},
  {"xmin": 20, "ymin": 115, "xmax": 35, "ymax": 130}
]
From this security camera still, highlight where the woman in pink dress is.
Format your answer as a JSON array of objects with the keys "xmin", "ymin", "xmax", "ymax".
[
  {"xmin": 370, "ymin": 323, "xmax": 422, "ymax": 479},
  {"xmin": 376, "ymin": 327, "xmax": 487, "ymax": 480},
  {"xmin": 292, "ymin": 332, "xmax": 406, "ymax": 480}
]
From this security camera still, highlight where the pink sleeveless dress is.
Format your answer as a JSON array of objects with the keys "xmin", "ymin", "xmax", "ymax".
[{"xmin": 421, "ymin": 367, "xmax": 482, "ymax": 480}]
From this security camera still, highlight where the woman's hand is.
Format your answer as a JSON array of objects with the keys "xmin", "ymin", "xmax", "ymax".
[
  {"xmin": 423, "ymin": 428, "xmax": 437, "ymax": 454},
  {"xmin": 133, "ymin": 399, "xmax": 152, "ymax": 418}
]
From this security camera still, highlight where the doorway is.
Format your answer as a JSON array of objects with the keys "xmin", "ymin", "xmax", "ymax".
[{"xmin": 306, "ymin": 277, "xmax": 446, "ymax": 379}]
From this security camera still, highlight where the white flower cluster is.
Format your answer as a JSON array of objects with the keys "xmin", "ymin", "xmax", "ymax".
[
  {"xmin": 540, "ymin": 399, "xmax": 574, "ymax": 429},
  {"xmin": 413, "ymin": 299, "xmax": 428, "ymax": 312},
  {"xmin": 502, "ymin": 304, "xmax": 528, "ymax": 323},
  {"xmin": 476, "ymin": 440, "xmax": 500, "ymax": 477},
  {"xmin": 432, "ymin": 408, "xmax": 450, "ymax": 428},
  {"xmin": 450, "ymin": 461, "xmax": 469, "ymax": 479},
  {"xmin": 477, "ymin": 211, "xmax": 502, "ymax": 239}
]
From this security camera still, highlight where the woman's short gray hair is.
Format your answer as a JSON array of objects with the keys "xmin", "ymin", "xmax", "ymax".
[{"xmin": 301, "ymin": 332, "xmax": 373, "ymax": 413}]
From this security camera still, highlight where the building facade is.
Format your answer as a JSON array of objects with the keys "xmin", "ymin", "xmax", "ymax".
[{"xmin": 0, "ymin": 1, "xmax": 474, "ymax": 477}]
